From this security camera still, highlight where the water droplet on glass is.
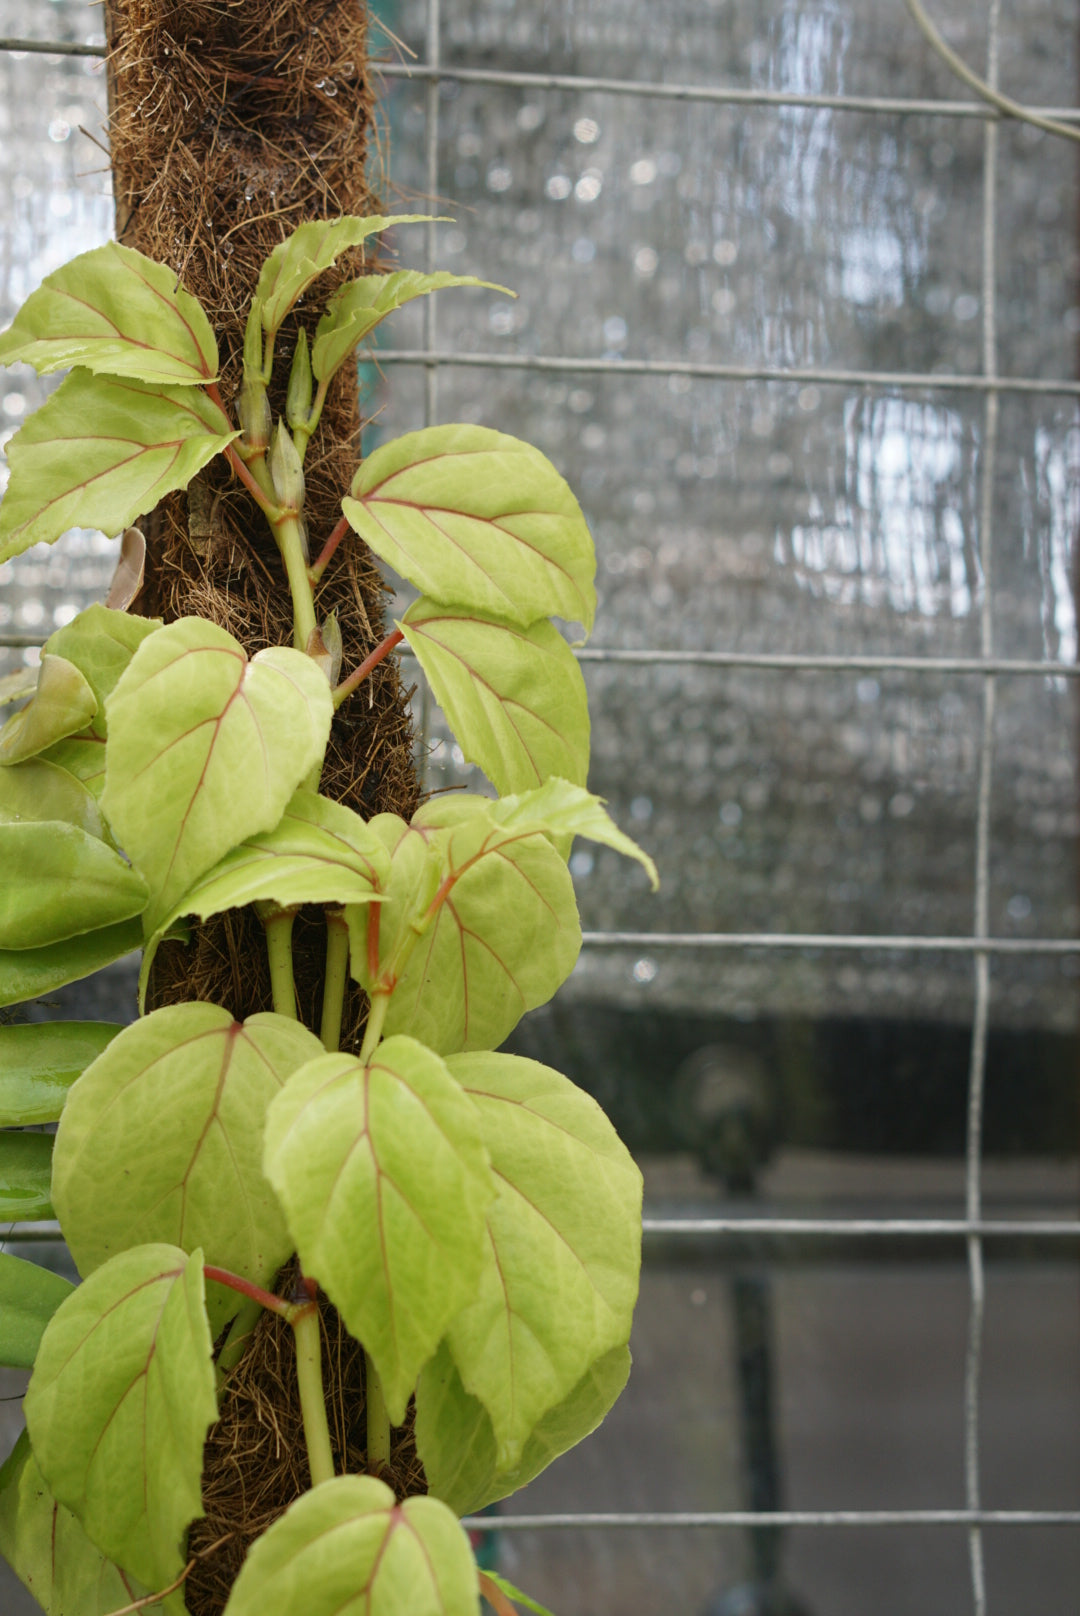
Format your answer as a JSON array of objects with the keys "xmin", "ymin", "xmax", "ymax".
[{"xmin": 633, "ymin": 958, "xmax": 658, "ymax": 984}]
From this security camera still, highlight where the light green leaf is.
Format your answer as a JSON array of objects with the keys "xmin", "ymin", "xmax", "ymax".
[
  {"xmin": 222, "ymin": 1475, "xmax": 479, "ymax": 1616},
  {"xmin": 52, "ymin": 1004, "xmax": 324, "ymax": 1330},
  {"xmin": 24, "ymin": 1243, "xmax": 217, "ymax": 1590},
  {"xmin": 0, "ymin": 1431, "xmax": 164, "ymax": 1616},
  {"xmin": 0, "ymin": 241, "xmax": 219, "ymax": 386},
  {"xmin": 0, "ymin": 756, "xmax": 103, "ymax": 835},
  {"xmin": 0, "ymin": 918, "xmax": 143, "ymax": 1010},
  {"xmin": 0, "ymin": 370, "xmax": 239, "ymax": 564},
  {"xmin": 0, "ymin": 822, "xmax": 148, "ymax": 948},
  {"xmin": 419, "ymin": 777, "xmax": 658, "ymax": 889},
  {"xmin": 38, "ymin": 735, "xmax": 107, "ymax": 801},
  {"xmin": 45, "ymin": 605, "xmax": 162, "ymax": 739},
  {"xmin": 416, "ymin": 1341, "xmax": 630, "ymax": 1517},
  {"xmin": 0, "ymin": 666, "xmax": 37, "ymax": 707},
  {"xmin": 0, "ymin": 1253, "xmax": 75, "ymax": 1369},
  {"xmin": 255, "ymin": 214, "xmax": 434, "ymax": 337},
  {"xmin": 263, "ymin": 1037, "xmax": 496, "ymax": 1424},
  {"xmin": 344, "ymin": 813, "xmax": 442, "ymax": 996},
  {"xmin": 0, "ymin": 1130, "xmax": 54, "ymax": 1219},
  {"xmin": 399, "ymin": 600, "xmax": 589, "ymax": 796},
  {"xmin": 483, "ymin": 1571, "xmax": 557, "ymax": 1616},
  {"xmin": 344, "ymin": 425, "xmax": 595, "ymax": 633},
  {"xmin": 0, "ymin": 1021, "xmax": 120, "ymax": 1125},
  {"xmin": 378, "ymin": 809, "xmax": 580, "ymax": 1055},
  {"xmin": 314, "ymin": 273, "xmax": 505, "ymax": 384},
  {"xmin": 102, "ymin": 618, "xmax": 334, "ymax": 931},
  {"xmin": 442, "ymin": 1052, "xmax": 641, "ymax": 1468},
  {"xmin": 0, "ymin": 655, "xmax": 97, "ymax": 764},
  {"xmin": 139, "ymin": 789, "xmax": 388, "ymax": 1003}
]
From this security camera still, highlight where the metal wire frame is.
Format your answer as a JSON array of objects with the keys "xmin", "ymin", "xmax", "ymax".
[{"xmin": 0, "ymin": 11, "xmax": 1076, "ymax": 1600}]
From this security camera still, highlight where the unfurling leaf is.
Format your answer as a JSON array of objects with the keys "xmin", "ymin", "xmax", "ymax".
[
  {"xmin": 416, "ymin": 1341, "xmax": 630, "ymax": 1518},
  {"xmin": 0, "ymin": 1020, "xmax": 119, "ymax": 1126},
  {"xmin": 263, "ymin": 1037, "xmax": 496, "ymax": 1424},
  {"xmin": 375, "ymin": 807, "xmax": 581, "ymax": 1055},
  {"xmin": 0, "ymin": 1130, "xmax": 54, "ymax": 1220},
  {"xmin": 399, "ymin": 600, "xmax": 589, "ymax": 795},
  {"xmin": 105, "ymin": 526, "xmax": 147, "ymax": 611},
  {"xmin": 0, "ymin": 241, "xmax": 219, "ymax": 385},
  {"xmin": 24, "ymin": 1244, "xmax": 217, "ymax": 1590},
  {"xmin": 0, "ymin": 821, "xmax": 148, "ymax": 948},
  {"xmin": 53, "ymin": 1005, "xmax": 324, "ymax": 1329},
  {"xmin": 344, "ymin": 424, "xmax": 595, "ymax": 632},
  {"xmin": 0, "ymin": 1431, "xmax": 163, "ymax": 1616},
  {"xmin": 0, "ymin": 370, "xmax": 238, "ymax": 564},
  {"xmin": 0, "ymin": 655, "xmax": 97, "ymax": 764},
  {"xmin": 0, "ymin": 1254, "xmax": 75, "ymax": 1369},
  {"xmin": 343, "ymin": 813, "xmax": 442, "ymax": 996},
  {"xmin": 255, "ymin": 214, "xmax": 435, "ymax": 337},
  {"xmin": 0, "ymin": 920, "xmax": 143, "ymax": 1011},
  {"xmin": 286, "ymin": 327, "xmax": 313, "ymax": 429},
  {"xmin": 44, "ymin": 604, "xmax": 162, "ymax": 739},
  {"xmin": 102, "ymin": 618, "xmax": 334, "ymax": 931},
  {"xmin": 221, "ymin": 1476, "xmax": 479, "ymax": 1616},
  {"xmin": 442, "ymin": 1051, "xmax": 642, "ymax": 1467},
  {"xmin": 314, "ymin": 273, "xmax": 507, "ymax": 384},
  {"xmin": 138, "ymin": 788, "xmax": 387, "ymax": 1003}
]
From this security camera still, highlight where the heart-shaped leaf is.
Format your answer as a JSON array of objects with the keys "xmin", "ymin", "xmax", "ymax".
[
  {"xmin": 102, "ymin": 618, "xmax": 334, "ymax": 931},
  {"xmin": 52, "ymin": 1004, "xmax": 324, "ymax": 1327},
  {"xmin": 367, "ymin": 809, "xmax": 580, "ymax": 1055},
  {"xmin": 0, "ymin": 919, "xmax": 143, "ymax": 1011},
  {"xmin": 0, "ymin": 822, "xmax": 149, "ymax": 948},
  {"xmin": 0, "ymin": 1431, "xmax": 163, "ymax": 1616},
  {"xmin": 442, "ymin": 1052, "xmax": 641, "ymax": 1467},
  {"xmin": 0, "ymin": 756, "xmax": 103, "ymax": 836},
  {"xmin": 0, "ymin": 1021, "xmax": 119, "ymax": 1125},
  {"xmin": 0, "ymin": 655, "xmax": 97, "ymax": 763},
  {"xmin": 255, "ymin": 214, "xmax": 434, "ymax": 337},
  {"xmin": 263, "ymin": 1037, "xmax": 496, "ymax": 1423},
  {"xmin": 139, "ymin": 789, "xmax": 388, "ymax": 1002},
  {"xmin": 417, "ymin": 1340, "xmax": 631, "ymax": 1517},
  {"xmin": 45, "ymin": 605, "xmax": 162, "ymax": 738},
  {"xmin": 0, "ymin": 1130, "xmax": 53, "ymax": 1220},
  {"xmin": 399, "ymin": 600, "xmax": 589, "ymax": 795},
  {"xmin": 0, "ymin": 241, "xmax": 219, "ymax": 386},
  {"xmin": 0, "ymin": 1253, "xmax": 75, "ymax": 1369},
  {"xmin": 24, "ymin": 1243, "xmax": 217, "ymax": 1589},
  {"xmin": 221, "ymin": 1476, "xmax": 479, "ymax": 1616},
  {"xmin": 313, "ymin": 273, "xmax": 504, "ymax": 384},
  {"xmin": 0, "ymin": 370, "xmax": 239, "ymax": 564},
  {"xmin": 345, "ymin": 425, "xmax": 595, "ymax": 632}
]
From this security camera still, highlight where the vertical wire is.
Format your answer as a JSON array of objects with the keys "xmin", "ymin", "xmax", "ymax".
[
  {"xmin": 416, "ymin": 0, "xmax": 441, "ymax": 789},
  {"xmin": 965, "ymin": 3, "xmax": 1001, "ymax": 1612}
]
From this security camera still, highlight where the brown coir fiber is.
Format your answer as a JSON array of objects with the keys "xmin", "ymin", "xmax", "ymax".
[
  {"xmin": 101, "ymin": 7, "xmax": 426, "ymax": 1609},
  {"xmin": 184, "ymin": 1265, "xmax": 427, "ymax": 1616}
]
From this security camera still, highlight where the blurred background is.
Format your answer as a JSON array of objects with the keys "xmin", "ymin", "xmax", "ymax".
[{"xmin": 0, "ymin": 0, "xmax": 1077, "ymax": 1612}]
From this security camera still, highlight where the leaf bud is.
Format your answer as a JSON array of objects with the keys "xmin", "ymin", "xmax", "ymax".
[
  {"xmin": 238, "ymin": 376, "xmax": 271, "ymax": 452},
  {"xmin": 286, "ymin": 327, "xmax": 314, "ymax": 431},
  {"xmin": 243, "ymin": 297, "xmax": 265, "ymax": 381},
  {"xmin": 269, "ymin": 419, "xmax": 305, "ymax": 513}
]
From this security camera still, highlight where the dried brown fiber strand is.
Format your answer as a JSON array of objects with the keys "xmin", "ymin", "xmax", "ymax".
[{"xmin": 100, "ymin": 8, "xmax": 426, "ymax": 1610}]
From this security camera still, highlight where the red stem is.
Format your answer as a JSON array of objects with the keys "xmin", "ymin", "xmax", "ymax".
[
  {"xmin": 223, "ymin": 440, "xmax": 277, "ymax": 513},
  {"xmin": 333, "ymin": 629, "xmax": 405, "ymax": 706},
  {"xmin": 204, "ymin": 1265, "xmax": 293, "ymax": 1319},
  {"xmin": 310, "ymin": 514, "xmax": 351, "ymax": 582},
  {"xmin": 478, "ymin": 1574, "xmax": 519, "ymax": 1616}
]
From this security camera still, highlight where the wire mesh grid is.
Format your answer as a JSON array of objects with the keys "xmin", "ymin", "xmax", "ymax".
[{"xmin": 0, "ymin": 5, "xmax": 1078, "ymax": 1612}]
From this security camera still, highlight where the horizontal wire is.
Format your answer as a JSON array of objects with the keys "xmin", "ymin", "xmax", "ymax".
[
  {"xmin": 580, "ymin": 931, "xmax": 1080, "ymax": 954},
  {"xmin": 372, "ymin": 347, "xmax": 1080, "ymax": 396},
  {"xmin": 461, "ymin": 1509, "xmax": 1080, "ymax": 1530},
  {"xmin": 3, "ymin": 35, "xmax": 1080, "ymax": 130},
  {"xmin": 641, "ymin": 1217, "xmax": 1080, "ymax": 1238},
  {"xmin": 6, "ymin": 1216, "xmax": 1077, "ymax": 1246},
  {"xmin": 1, "ymin": 634, "xmax": 1074, "ymax": 679}
]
